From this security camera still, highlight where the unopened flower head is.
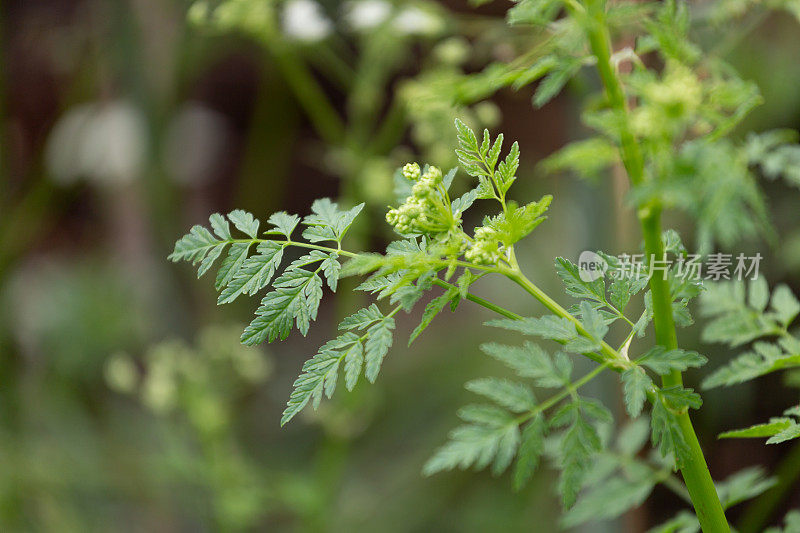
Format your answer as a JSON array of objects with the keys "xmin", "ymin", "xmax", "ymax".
[
  {"xmin": 387, "ymin": 163, "xmax": 453, "ymax": 235},
  {"xmin": 465, "ymin": 225, "xmax": 503, "ymax": 265},
  {"xmin": 402, "ymin": 162, "xmax": 421, "ymax": 180}
]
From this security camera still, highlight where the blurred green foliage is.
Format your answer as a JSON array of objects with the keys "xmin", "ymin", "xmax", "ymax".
[{"xmin": 2, "ymin": 0, "xmax": 800, "ymax": 531}]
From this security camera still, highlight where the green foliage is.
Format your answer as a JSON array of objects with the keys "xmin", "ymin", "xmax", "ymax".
[
  {"xmin": 487, "ymin": 314, "xmax": 605, "ymax": 358},
  {"xmin": 171, "ymin": 0, "xmax": 800, "ymax": 523},
  {"xmin": 719, "ymin": 406, "xmax": 800, "ymax": 445},
  {"xmin": 408, "ymin": 285, "xmax": 460, "ymax": 345},
  {"xmin": 637, "ymin": 346, "xmax": 708, "ymax": 375},
  {"xmin": 701, "ymin": 278, "xmax": 800, "ymax": 387},
  {"xmin": 455, "ymin": 119, "xmax": 527, "ymax": 207},
  {"xmin": 622, "ymin": 367, "xmax": 652, "ymax": 418},
  {"xmin": 170, "ymin": 202, "xmax": 365, "ymax": 348},
  {"xmin": 539, "ymin": 137, "xmax": 619, "ymax": 182},
  {"xmin": 465, "ymin": 378, "xmax": 536, "ymax": 413},
  {"xmin": 651, "ymin": 467, "xmax": 778, "ymax": 531},
  {"xmin": 422, "ymin": 413, "xmax": 521, "ymax": 477},
  {"xmin": 701, "ymin": 278, "xmax": 799, "ymax": 349},
  {"xmin": 172, "ymin": 121, "xmax": 559, "ymax": 425},
  {"xmin": 480, "ymin": 341, "xmax": 571, "ymax": 388},
  {"xmin": 746, "ymin": 129, "xmax": 800, "ymax": 189},
  {"xmin": 281, "ymin": 304, "xmax": 396, "ymax": 426},
  {"xmin": 715, "ymin": 467, "xmax": 777, "ymax": 508},
  {"xmin": 551, "ymin": 398, "xmax": 611, "ymax": 508},
  {"xmin": 560, "ymin": 419, "xmax": 662, "ymax": 528}
]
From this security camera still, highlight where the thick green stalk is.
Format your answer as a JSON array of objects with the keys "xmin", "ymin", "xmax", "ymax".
[
  {"xmin": 640, "ymin": 209, "xmax": 728, "ymax": 532},
  {"xmin": 579, "ymin": 2, "xmax": 730, "ymax": 530}
]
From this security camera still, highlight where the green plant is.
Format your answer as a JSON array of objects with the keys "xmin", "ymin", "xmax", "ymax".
[{"xmin": 170, "ymin": 0, "xmax": 800, "ymax": 530}]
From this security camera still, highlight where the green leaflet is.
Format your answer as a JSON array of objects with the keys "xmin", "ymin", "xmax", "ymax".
[
  {"xmin": 649, "ymin": 468, "xmax": 778, "ymax": 532},
  {"xmin": 621, "ymin": 367, "xmax": 652, "ymax": 418},
  {"xmin": 197, "ymin": 243, "xmax": 226, "ymax": 278},
  {"xmin": 539, "ymin": 137, "xmax": 619, "ymax": 182},
  {"xmin": 217, "ymin": 241, "xmax": 284, "ymax": 305},
  {"xmin": 227, "ymin": 209, "xmax": 259, "ymax": 238},
  {"xmin": 637, "ymin": 346, "xmax": 707, "ymax": 375},
  {"xmin": 465, "ymin": 378, "xmax": 536, "ymax": 413},
  {"xmin": 364, "ymin": 315, "xmax": 395, "ymax": 383},
  {"xmin": 715, "ymin": 467, "xmax": 777, "ymax": 509},
  {"xmin": 215, "ymin": 242, "xmax": 251, "ymax": 290},
  {"xmin": 533, "ymin": 58, "xmax": 581, "ymax": 108},
  {"xmin": 719, "ymin": 406, "xmax": 800, "ymax": 445},
  {"xmin": 559, "ymin": 418, "xmax": 662, "ymax": 528},
  {"xmin": 338, "ymin": 304, "xmax": 385, "ymax": 330},
  {"xmin": 701, "ymin": 279, "xmax": 800, "ymax": 389},
  {"xmin": 281, "ymin": 305, "xmax": 397, "ymax": 425},
  {"xmin": 241, "ymin": 268, "xmax": 324, "ymax": 345},
  {"xmin": 719, "ymin": 419, "xmax": 796, "ymax": 440},
  {"xmin": 555, "ymin": 256, "xmax": 605, "ymax": 302},
  {"xmin": 650, "ymin": 398, "xmax": 688, "ymax": 464},
  {"xmin": 551, "ymin": 400, "xmax": 608, "ymax": 508},
  {"xmin": 169, "ymin": 224, "xmax": 221, "ymax": 264},
  {"xmin": 169, "ymin": 205, "xmax": 356, "ymax": 346},
  {"xmin": 280, "ymin": 333, "xmax": 359, "ymax": 426},
  {"xmin": 301, "ymin": 198, "xmax": 364, "ymax": 243},
  {"xmin": 649, "ymin": 511, "xmax": 700, "ymax": 533},
  {"xmin": 264, "ymin": 212, "xmax": 300, "ymax": 239},
  {"xmin": 562, "ymin": 476, "xmax": 655, "ymax": 528},
  {"xmin": 513, "ymin": 415, "xmax": 546, "ymax": 490},
  {"xmin": 703, "ymin": 339, "xmax": 800, "ymax": 389},
  {"xmin": 408, "ymin": 286, "xmax": 459, "ymax": 345},
  {"xmin": 454, "ymin": 120, "xmax": 531, "ymax": 211},
  {"xmin": 423, "ymin": 408, "xmax": 521, "ymax": 477},
  {"xmin": 480, "ymin": 342, "xmax": 571, "ymax": 388},
  {"xmin": 508, "ymin": 0, "xmax": 562, "ymax": 26},
  {"xmin": 701, "ymin": 279, "xmax": 796, "ymax": 348},
  {"xmin": 208, "ymin": 212, "xmax": 231, "ymax": 240},
  {"xmin": 649, "ymin": 387, "xmax": 703, "ymax": 465}
]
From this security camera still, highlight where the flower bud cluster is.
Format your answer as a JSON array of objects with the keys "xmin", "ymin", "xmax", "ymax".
[
  {"xmin": 386, "ymin": 163, "xmax": 451, "ymax": 234},
  {"xmin": 465, "ymin": 225, "xmax": 503, "ymax": 265},
  {"xmin": 632, "ymin": 61, "xmax": 703, "ymax": 139},
  {"xmin": 649, "ymin": 62, "xmax": 702, "ymax": 115}
]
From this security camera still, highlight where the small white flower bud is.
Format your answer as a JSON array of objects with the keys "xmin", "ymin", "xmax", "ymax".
[{"xmin": 402, "ymin": 162, "xmax": 421, "ymax": 181}]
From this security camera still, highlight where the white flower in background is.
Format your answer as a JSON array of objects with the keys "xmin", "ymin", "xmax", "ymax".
[
  {"xmin": 45, "ymin": 100, "xmax": 147, "ymax": 185},
  {"xmin": 282, "ymin": 0, "xmax": 332, "ymax": 42},
  {"xmin": 343, "ymin": 0, "xmax": 392, "ymax": 31},
  {"xmin": 163, "ymin": 102, "xmax": 232, "ymax": 186},
  {"xmin": 393, "ymin": 5, "xmax": 442, "ymax": 36}
]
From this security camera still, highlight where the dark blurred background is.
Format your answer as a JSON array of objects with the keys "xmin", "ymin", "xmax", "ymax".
[{"xmin": 2, "ymin": 0, "xmax": 800, "ymax": 531}]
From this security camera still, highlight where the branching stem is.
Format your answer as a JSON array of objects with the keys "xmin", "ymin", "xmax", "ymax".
[{"xmin": 577, "ymin": 0, "xmax": 730, "ymax": 529}]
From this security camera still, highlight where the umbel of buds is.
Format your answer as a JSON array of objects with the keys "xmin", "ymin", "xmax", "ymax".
[
  {"xmin": 465, "ymin": 225, "xmax": 502, "ymax": 265},
  {"xmin": 386, "ymin": 163, "xmax": 455, "ymax": 235}
]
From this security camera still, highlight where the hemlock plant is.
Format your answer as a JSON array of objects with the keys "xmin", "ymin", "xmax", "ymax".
[{"xmin": 170, "ymin": 1, "xmax": 800, "ymax": 531}]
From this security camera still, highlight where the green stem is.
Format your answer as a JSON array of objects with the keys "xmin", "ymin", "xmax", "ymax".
[
  {"xmin": 431, "ymin": 279, "xmax": 522, "ymax": 320},
  {"xmin": 579, "ymin": 1, "xmax": 730, "ymax": 529},
  {"xmin": 503, "ymin": 268, "xmax": 625, "ymax": 367},
  {"xmin": 515, "ymin": 363, "xmax": 609, "ymax": 425},
  {"xmin": 738, "ymin": 440, "xmax": 800, "ymax": 533}
]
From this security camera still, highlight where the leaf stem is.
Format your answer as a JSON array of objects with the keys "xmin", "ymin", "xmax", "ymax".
[
  {"xmin": 432, "ymin": 278, "xmax": 522, "ymax": 320},
  {"xmin": 503, "ymin": 267, "xmax": 626, "ymax": 367},
  {"xmin": 514, "ymin": 363, "xmax": 609, "ymax": 426}
]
